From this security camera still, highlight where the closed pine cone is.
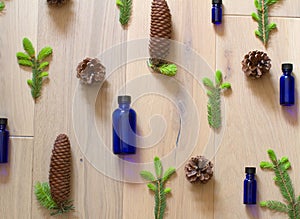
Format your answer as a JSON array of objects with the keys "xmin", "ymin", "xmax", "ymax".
[
  {"xmin": 76, "ymin": 57, "xmax": 106, "ymax": 84},
  {"xmin": 242, "ymin": 50, "xmax": 271, "ymax": 79},
  {"xmin": 149, "ymin": 0, "xmax": 172, "ymax": 65},
  {"xmin": 49, "ymin": 134, "xmax": 71, "ymax": 205},
  {"xmin": 47, "ymin": 0, "xmax": 68, "ymax": 5},
  {"xmin": 184, "ymin": 156, "xmax": 213, "ymax": 184}
]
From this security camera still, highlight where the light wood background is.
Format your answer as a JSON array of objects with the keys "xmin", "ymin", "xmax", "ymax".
[{"xmin": 0, "ymin": 0, "xmax": 299, "ymax": 218}]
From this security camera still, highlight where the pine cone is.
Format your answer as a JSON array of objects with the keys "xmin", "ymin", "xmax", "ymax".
[
  {"xmin": 49, "ymin": 134, "xmax": 71, "ymax": 205},
  {"xmin": 242, "ymin": 50, "xmax": 271, "ymax": 79},
  {"xmin": 184, "ymin": 156, "xmax": 213, "ymax": 184},
  {"xmin": 76, "ymin": 57, "xmax": 106, "ymax": 84},
  {"xmin": 47, "ymin": 0, "xmax": 68, "ymax": 5},
  {"xmin": 149, "ymin": 0, "xmax": 172, "ymax": 65}
]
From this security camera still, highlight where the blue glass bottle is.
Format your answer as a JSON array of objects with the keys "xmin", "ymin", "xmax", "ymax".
[
  {"xmin": 112, "ymin": 96, "xmax": 136, "ymax": 155},
  {"xmin": 0, "ymin": 118, "xmax": 9, "ymax": 163},
  {"xmin": 280, "ymin": 63, "xmax": 295, "ymax": 106},
  {"xmin": 243, "ymin": 167, "xmax": 257, "ymax": 205},
  {"xmin": 212, "ymin": 0, "xmax": 222, "ymax": 25}
]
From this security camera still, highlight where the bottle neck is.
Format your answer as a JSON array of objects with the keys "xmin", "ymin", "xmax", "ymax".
[
  {"xmin": 246, "ymin": 173, "xmax": 255, "ymax": 180},
  {"xmin": 119, "ymin": 103, "xmax": 130, "ymax": 110},
  {"xmin": 283, "ymin": 70, "xmax": 292, "ymax": 75},
  {"xmin": 0, "ymin": 124, "xmax": 6, "ymax": 130},
  {"xmin": 213, "ymin": 3, "xmax": 221, "ymax": 6}
]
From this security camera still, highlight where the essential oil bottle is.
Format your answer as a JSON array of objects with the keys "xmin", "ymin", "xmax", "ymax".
[
  {"xmin": 212, "ymin": 0, "xmax": 222, "ymax": 25},
  {"xmin": 0, "ymin": 118, "xmax": 9, "ymax": 163},
  {"xmin": 243, "ymin": 167, "xmax": 257, "ymax": 205},
  {"xmin": 280, "ymin": 63, "xmax": 295, "ymax": 106},
  {"xmin": 112, "ymin": 96, "xmax": 137, "ymax": 155}
]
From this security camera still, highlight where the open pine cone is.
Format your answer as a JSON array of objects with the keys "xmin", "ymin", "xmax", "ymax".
[
  {"xmin": 242, "ymin": 50, "xmax": 271, "ymax": 79},
  {"xmin": 184, "ymin": 156, "xmax": 213, "ymax": 184},
  {"xmin": 76, "ymin": 57, "xmax": 106, "ymax": 84},
  {"xmin": 49, "ymin": 134, "xmax": 72, "ymax": 205},
  {"xmin": 47, "ymin": 0, "xmax": 68, "ymax": 5},
  {"xmin": 149, "ymin": 0, "xmax": 172, "ymax": 66}
]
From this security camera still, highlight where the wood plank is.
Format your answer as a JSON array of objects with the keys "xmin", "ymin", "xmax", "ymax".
[
  {"xmin": 0, "ymin": 0, "xmax": 36, "ymax": 136},
  {"xmin": 215, "ymin": 16, "xmax": 300, "ymax": 219},
  {"xmin": 123, "ymin": 0, "xmax": 215, "ymax": 218},
  {"xmin": 32, "ymin": 0, "xmax": 126, "ymax": 218},
  {"xmin": 224, "ymin": 0, "xmax": 300, "ymax": 17},
  {"xmin": 0, "ymin": 138, "xmax": 33, "ymax": 219}
]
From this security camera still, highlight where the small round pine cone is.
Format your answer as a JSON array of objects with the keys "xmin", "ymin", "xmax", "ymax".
[
  {"xmin": 149, "ymin": 0, "xmax": 172, "ymax": 65},
  {"xmin": 49, "ymin": 134, "xmax": 71, "ymax": 205},
  {"xmin": 76, "ymin": 57, "xmax": 106, "ymax": 84},
  {"xmin": 47, "ymin": 0, "xmax": 68, "ymax": 6},
  {"xmin": 242, "ymin": 50, "xmax": 271, "ymax": 79},
  {"xmin": 184, "ymin": 156, "xmax": 214, "ymax": 184}
]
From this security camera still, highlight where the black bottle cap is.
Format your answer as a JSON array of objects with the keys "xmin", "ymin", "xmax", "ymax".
[
  {"xmin": 0, "ymin": 118, "xmax": 7, "ymax": 125},
  {"xmin": 245, "ymin": 167, "xmax": 256, "ymax": 174},
  {"xmin": 212, "ymin": 0, "xmax": 222, "ymax": 4},
  {"xmin": 282, "ymin": 63, "xmax": 293, "ymax": 72},
  {"xmin": 118, "ymin": 95, "xmax": 131, "ymax": 104}
]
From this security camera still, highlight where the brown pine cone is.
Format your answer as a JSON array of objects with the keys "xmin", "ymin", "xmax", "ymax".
[
  {"xmin": 149, "ymin": 0, "xmax": 172, "ymax": 65},
  {"xmin": 49, "ymin": 134, "xmax": 72, "ymax": 205},
  {"xmin": 76, "ymin": 57, "xmax": 106, "ymax": 84},
  {"xmin": 242, "ymin": 50, "xmax": 271, "ymax": 79},
  {"xmin": 47, "ymin": 0, "xmax": 68, "ymax": 5},
  {"xmin": 184, "ymin": 156, "xmax": 213, "ymax": 184}
]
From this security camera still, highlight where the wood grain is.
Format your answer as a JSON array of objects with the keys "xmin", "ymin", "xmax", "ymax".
[
  {"xmin": 0, "ymin": 138, "xmax": 33, "ymax": 219},
  {"xmin": 0, "ymin": 0, "xmax": 36, "ymax": 136}
]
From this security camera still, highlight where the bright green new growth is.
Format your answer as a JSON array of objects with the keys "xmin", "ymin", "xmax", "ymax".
[
  {"xmin": 260, "ymin": 149, "xmax": 300, "ymax": 218},
  {"xmin": 202, "ymin": 70, "xmax": 231, "ymax": 129},
  {"xmin": 116, "ymin": 0, "xmax": 132, "ymax": 26},
  {"xmin": 140, "ymin": 157, "xmax": 176, "ymax": 219},
  {"xmin": 147, "ymin": 60, "xmax": 177, "ymax": 76},
  {"xmin": 0, "ymin": 1, "xmax": 5, "ymax": 12},
  {"xmin": 252, "ymin": 0, "xmax": 279, "ymax": 47},
  {"xmin": 16, "ymin": 38, "xmax": 52, "ymax": 102},
  {"xmin": 34, "ymin": 182, "xmax": 74, "ymax": 216}
]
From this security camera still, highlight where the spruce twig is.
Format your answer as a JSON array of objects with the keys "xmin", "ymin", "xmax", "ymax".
[
  {"xmin": 16, "ymin": 37, "xmax": 52, "ymax": 102},
  {"xmin": 252, "ymin": 0, "xmax": 279, "ymax": 47},
  {"xmin": 202, "ymin": 70, "xmax": 231, "ymax": 129},
  {"xmin": 0, "ymin": 1, "xmax": 5, "ymax": 12},
  {"xmin": 34, "ymin": 182, "xmax": 74, "ymax": 216},
  {"xmin": 140, "ymin": 157, "xmax": 176, "ymax": 219},
  {"xmin": 260, "ymin": 149, "xmax": 300, "ymax": 219},
  {"xmin": 116, "ymin": 0, "xmax": 132, "ymax": 26}
]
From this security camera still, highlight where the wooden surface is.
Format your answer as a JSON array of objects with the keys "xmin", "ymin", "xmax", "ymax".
[{"xmin": 0, "ymin": 0, "xmax": 299, "ymax": 218}]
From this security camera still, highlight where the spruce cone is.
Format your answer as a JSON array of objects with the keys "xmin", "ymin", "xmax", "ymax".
[
  {"xmin": 242, "ymin": 50, "xmax": 271, "ymax": 79},
  {"xmin": 47, "ymin": 0, "xmax": 68, "ymax": 5},
  {"xmin": 184, "ymin": 156, "xmax": 213, "ymax": 184},
  {"xmin": 149, "ymin": 0, "xmax": 172, "ymax": 65},
  {"xmin": 49, "ymin": 134, "xmax": 71, "ymax": 205},
  {"xmin": 76, "ymin": 57, "xmax": 106, "ymax": 84}
]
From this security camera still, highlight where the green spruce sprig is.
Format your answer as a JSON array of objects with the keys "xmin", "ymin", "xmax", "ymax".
[
  {"xmin": 140, "ymin": 157, "xmax": 176, "ymax": 219},
  {"xmin": 16, "ymin": 37, "xmax": 52, "ymax": 102},
  {"xmin": 252, "ymin": 0, "xmax": 279, "ymax": 47},
  {"xmin": 147, "ymin": 60, "xmax": 177, "ymax": 76},
  {"xmin": 260, "ymin": 149, "xmax": 300, "ymax": 219},
  {"xmin": 34, "ymin": 182, "xmax": 74, "ymax": 216},
  {"xmin": 0, "ymin": 1, "xmax": 5, "ymax": 12},
  {"xmin": 202, "ymin": 70, "xmax": 231, "ymax": 129},
  {"xmin": 116, "ymin": 0, "xmax": 132, "ymax": 26}
]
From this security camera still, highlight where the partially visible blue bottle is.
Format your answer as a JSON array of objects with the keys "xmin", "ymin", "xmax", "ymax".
[
  {"xmin": 0, "ymin": 118, "xmax": 9, "ymax": 163},
  {"xmin": 280, "ymin": 63, "xmax": 295, "ymax": 106},
  {"xmin": 243, "ymin": 167, "xmax": 257, "ymax": 205},
  {"xmin": 212, "ymin": 0, "xmax": 222, "ymax": 25},
  {"xmin": 113, "ymin": 96, "xmax": 136, "ymax": 155}
]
